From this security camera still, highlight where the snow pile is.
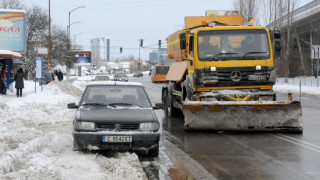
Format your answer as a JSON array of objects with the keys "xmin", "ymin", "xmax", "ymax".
[
  {"xmin": 0, "ymin": 80, "xmax": 147, "ymax": 180},
  {"xmin": 274, "ymin": 84, "xmax": 320, "ymax": 97}
]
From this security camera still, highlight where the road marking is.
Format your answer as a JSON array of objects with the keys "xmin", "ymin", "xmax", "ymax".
[
  {"xmin": 273, "ymin": 134, "xmax": 320, "ymax": 153},
  {"xmin": 278, "ymin": 134, "xmax": 320, "ymax": 149}
]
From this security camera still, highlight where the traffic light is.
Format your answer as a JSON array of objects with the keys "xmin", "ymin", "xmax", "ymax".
[
  {"xmin": 120, "ymin": 47, "xmax": 123, "ymax": 53},
  {"xmin": 140, "ymin": 39, "xmax": 143, "ymax": 47},
  {"xmin": 158, "ymin": 40, "xmax": 161, "ymax": 48}
]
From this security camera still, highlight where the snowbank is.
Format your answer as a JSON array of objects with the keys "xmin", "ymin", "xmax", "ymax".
[
  {"xmin": 0, "ymin": 80, "xmax": 147, "ymax": 180},
  {"xmin": 274, "ymin": 84, "xmax": 320, "ymax": 97}
]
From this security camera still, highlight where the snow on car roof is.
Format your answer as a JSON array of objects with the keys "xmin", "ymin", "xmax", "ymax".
[{"xmin": 88, "ymin": 81, "xmax": 143, "ymax": 86}]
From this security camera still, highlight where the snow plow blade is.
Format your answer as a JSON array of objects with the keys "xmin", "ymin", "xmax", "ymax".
[{"xmin": 182, "ymin": 100, "xmax": 303, "ymax": 133}]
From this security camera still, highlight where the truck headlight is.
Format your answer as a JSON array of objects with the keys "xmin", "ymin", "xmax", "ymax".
[
  {"xmin": 210, "ymin": 66, "xmax": 217, "ymax": 72},
  {"xmin": 256, "ymin": 65, "xmax": 262, "ymax": 70},
  {"xmin": 75, "ymin": 121, "xmax": 95, "ymax": 131},
  {"xmin": 139, "ymin": 122, "xmax": 160, "ymax": 132}
]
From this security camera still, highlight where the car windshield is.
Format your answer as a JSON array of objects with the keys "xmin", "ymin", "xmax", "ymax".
[
  {"xmin": 198, "ymin": 29, "xmax": 270, "ymax": 61},
  {"xmin": 95, "ymin": 76, "xmax": 110, "ymax": 81},
  {"xmin": 80, "ymin": 85, "xmax": 151, "ymax": 108},
  {"xmin": 118, "ymin": 74, "xmax": 127, "ymax": 78}
]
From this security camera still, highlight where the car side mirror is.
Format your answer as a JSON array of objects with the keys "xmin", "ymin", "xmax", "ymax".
[
  {"xmin": 153, "ymin": 103, "xmax": 163, "ymax": 110},
  {"xmin": 67, "ymin": 103, "xmax": 78, "ymax": 109}
]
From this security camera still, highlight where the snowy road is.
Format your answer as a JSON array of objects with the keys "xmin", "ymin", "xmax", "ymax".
[{"xmin": 137, "ymin": 75, "xmax": 320, "ymax": 180}]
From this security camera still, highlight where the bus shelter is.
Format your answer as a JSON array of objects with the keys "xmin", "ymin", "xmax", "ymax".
[{"xmin": 0, "ymin": 50, "xmax": 24, "ymax": 94}]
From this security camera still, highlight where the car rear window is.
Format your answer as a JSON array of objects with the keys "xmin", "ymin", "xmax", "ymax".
[
  {"xmin": 95, "ymin": 76, "xmax": 110, "ymax": 81},
  {"xmin": 81, "ymin": 85, "xmax": 151, "ymax": 108}
]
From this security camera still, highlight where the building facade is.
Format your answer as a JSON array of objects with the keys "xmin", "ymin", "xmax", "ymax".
[
  {"xmin": 90, "ymin": 38, "xmax": 111, "ymax": 63},
  {"xmin": 149, "ymin": 48, "xmax": 171, "ymax": 65}
]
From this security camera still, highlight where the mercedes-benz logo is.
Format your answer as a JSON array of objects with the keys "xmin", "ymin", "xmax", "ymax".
[{"xmin": 230, "ymin": 71, "xmax": 242, "ymax": 82}]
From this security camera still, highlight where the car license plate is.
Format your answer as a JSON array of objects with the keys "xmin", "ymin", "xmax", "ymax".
[
  {"xmin": 248, "ymin": 75, "xmax": 266, "ymax": 80},
  {"xmin": 103, "ymin": 136, "xmax": 132, "ymax": 143}
]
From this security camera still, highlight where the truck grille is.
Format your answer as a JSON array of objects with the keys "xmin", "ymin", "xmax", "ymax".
[
  {"xmin": 194, "ymin": 67, "xmax": 274, "ymax": 87},
  {"xmin": 96, "ymin": 123, "xmax": 139, "ymax": 131}
]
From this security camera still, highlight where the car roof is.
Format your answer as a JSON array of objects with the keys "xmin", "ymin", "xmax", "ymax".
[{"xmin": 87, "ymin": 81, "xmax": 143, "ymax": 87}]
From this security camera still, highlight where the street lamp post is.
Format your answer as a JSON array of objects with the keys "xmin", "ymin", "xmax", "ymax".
[
  {"xmin": 68, "ymin": 6, "xmax": 85, "ymax": 47},
  {"xmin": 67, "ymin": 6, "xmax": 85, "ymax": 77},
  {"xmin": 68, "ymin": 21, "xmax": 81, "ymax": 42},
  {"xmin": 73, "ymin": 33, "xmax": 81, "ymax": 47}
]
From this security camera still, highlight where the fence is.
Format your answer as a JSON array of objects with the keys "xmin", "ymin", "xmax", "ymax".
[{"xmin": 276, "ymin": 77, "xmax": 320, "ymax": 87}]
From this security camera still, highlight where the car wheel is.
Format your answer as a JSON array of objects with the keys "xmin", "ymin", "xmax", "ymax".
[
  {"xmin": 148, "ymin": 144, "xmax": 159, "ymax": 157},
  {"xmin": 73, "ymin": 140, "xmax": 85, "ymax": 151}
]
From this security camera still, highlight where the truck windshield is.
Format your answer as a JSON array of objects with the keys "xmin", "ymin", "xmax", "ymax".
[
  {"xmin": 197, "ymin": 29, "xmax": 270, "ymax": 61},
  {"xmin": 156, "ymin": 66, "xmax": 169, "ymax": 75}
]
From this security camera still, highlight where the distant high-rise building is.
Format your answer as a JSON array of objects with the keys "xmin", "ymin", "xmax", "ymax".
[
  {"xmin": 90, "ymin": 38, "xmax": 111, "ymax": 63},
  {"xmin": 149, "ymin": 50, "xmax": 158, "ymax": 62},
  {"xmin": 149, "ymin": 48, "xmax": 171, "ymax": 65},
  {"xmin": 106, "ymin": 39, "xmax": 110, "ymax": 61}
]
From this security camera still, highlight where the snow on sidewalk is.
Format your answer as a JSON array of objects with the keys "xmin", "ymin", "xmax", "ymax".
[
  {"xmin": 0, "ymin": 80, "xmax": 147, "ymax": 180},
  {"xmin": 274, "ymin": 84, "xmax": 320, "ymax": 97}
]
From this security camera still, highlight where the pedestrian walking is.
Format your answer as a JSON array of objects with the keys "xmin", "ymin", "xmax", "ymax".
[
  {"xmin": 44, "ymin": 69, "xmax": 53, "ymax": 84},
  {"xmin": 57, "ymin": 69, "xmax": 63, "ymax": 81},
  {"xmin": 0, "ymin": 66, "xmax": 6, "ymax": 94},
  {"xmin": 14, "ymin": 68, "xmax": 24, "ymax": 97}
]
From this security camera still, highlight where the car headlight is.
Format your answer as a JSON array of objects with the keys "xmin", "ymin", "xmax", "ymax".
[
  {"xmin": 75, "ymin": 121, "xmax": 95, "ymax": 131},
  {"xmin": 139, "ymin": 122, "xmax": 160, "ymax": 132}
]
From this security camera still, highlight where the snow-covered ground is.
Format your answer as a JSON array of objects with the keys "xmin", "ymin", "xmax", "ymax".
[
  {"xmin": 275, "ymin": 77, "xmax": 320, "ymax": 97},
  {"xmin": 0, "ymin": 80, "xmax": 148, "ymax": 180}
]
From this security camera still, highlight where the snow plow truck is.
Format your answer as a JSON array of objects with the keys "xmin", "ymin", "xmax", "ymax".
[{"xmin": 161, "ymin": 14, "xmax": 303, "ymax": 133}]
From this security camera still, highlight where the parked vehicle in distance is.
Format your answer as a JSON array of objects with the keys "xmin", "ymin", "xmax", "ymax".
[
  {"xmin": 94, "ymin": 75, "xmax": 110, "ymax": 81},
  {"xmin": 67, "ymin": 81, "xmax": 163, "ymax": 157},
  {"xmin": 151, "ymin": 65, "xmax": 170, "ymax": 83},
  {"xmin": 133, "ymin": 71, "xmax": 143, "ymax": 77},
  {"xmin": 114, "ymin": 73, "xmax": 128, "ymax": 82}
]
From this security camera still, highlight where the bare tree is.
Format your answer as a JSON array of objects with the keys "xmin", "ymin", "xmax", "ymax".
[
  {"xmin": 233, "ymin": 0, "xmax": 260, "ymax": 23},
  {"xmin": 24, "ymin": 5, "xmax": 49, "ymax": 76},
  {"xmin": 280, "ymin": 0, "xmax": 301, "ymax": 77},
  {"xmin": 0, "ymin": 0, "xmax": 24, "ymax": 9},
  {"xmin": 50, "ymin": 25, "xmax": 70, "ymax": 68},
  {"xmin": 24, "ymin": 5, "xmax": 73, "ymax": 77}
]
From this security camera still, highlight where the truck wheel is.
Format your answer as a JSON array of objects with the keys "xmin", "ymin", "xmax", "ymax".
[{"xmin": 163, "ymin": 91, "xmax": 173, "ymax": 117}]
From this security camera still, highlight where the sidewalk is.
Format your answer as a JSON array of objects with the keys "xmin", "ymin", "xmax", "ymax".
[{"xmin": 275, "ymin": 77, "xmax": 320, "ymax": 97}]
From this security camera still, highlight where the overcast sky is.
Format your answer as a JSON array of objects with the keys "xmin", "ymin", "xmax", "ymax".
[{"xmin": 24, "ymin": 0, "xmax": 313, "ymax": 61}]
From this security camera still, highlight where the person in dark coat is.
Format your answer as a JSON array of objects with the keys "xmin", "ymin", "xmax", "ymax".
[
  {"xmin": 14, "ymin": 68, "xmax": 24, "ymax": 97},
  {"xmin": 44, "ymin": 69, "xmax": 53, "ymax": 84},
  {"xmin": 57, "ymin": 69, "xmax": 63, "ymax": 81}
]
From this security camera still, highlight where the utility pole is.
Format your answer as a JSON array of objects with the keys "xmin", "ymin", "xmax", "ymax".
[
  {"xmin": 138, "ymin": 39, "xmax": 141, "ymax": 71},
  {"xmin": 48, "ymin": 0, "xmax": 51, "ymax": 69}
]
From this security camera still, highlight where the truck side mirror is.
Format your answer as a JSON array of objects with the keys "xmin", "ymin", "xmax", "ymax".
[
  {"xmin": 274, "ymin": 40, "xmax": 281, "ymax": 58},
  {"xmin": 179, "ymin": 33, "xmax": 186, "ymax": 50}
]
